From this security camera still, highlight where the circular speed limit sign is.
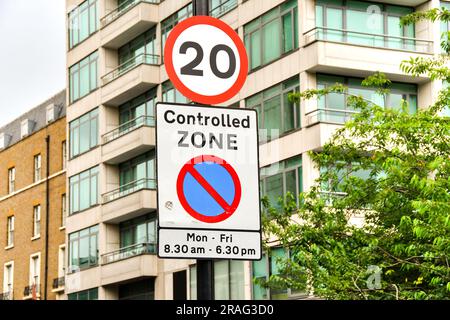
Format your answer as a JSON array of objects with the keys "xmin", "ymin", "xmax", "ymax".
[{"xmin": 164, "ymin": 16, "xmax": 248, "ymax": 105}]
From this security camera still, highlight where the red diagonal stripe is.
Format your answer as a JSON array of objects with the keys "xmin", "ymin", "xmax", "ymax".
[{"xmin": 186, "ymin": 164, "xmax": 232, "ymax": 213}]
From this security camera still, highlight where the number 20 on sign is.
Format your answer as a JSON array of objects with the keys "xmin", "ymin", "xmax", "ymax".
[{"xmin": 164, "ymin": 16, "xmax": 248, "ymax": 105}]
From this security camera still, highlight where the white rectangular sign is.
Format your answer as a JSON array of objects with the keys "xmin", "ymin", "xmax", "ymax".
[
  {"xmin": 158, "ymin": 229, "xmax": 261, "ymax": 260},
  {"xmin": 156, "ymin": 102, "xmax": 261, "ymax": 260}
]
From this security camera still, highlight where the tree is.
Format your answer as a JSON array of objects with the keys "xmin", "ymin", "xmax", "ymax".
[{"xmin": 259, "ymin": 9, "xmax": 450, "ymax": 300}]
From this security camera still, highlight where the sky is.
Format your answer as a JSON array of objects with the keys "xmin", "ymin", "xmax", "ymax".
[{"xmin": 0, "ymin": 0, "xmax": 66, "ymax": 127}]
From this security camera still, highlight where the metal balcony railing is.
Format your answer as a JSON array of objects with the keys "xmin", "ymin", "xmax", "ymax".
[
  {"xmin": 102, "ymin": 178, "xmax": 156, "ymax": 203},
  {"xmin": 23, "ymin": 284, "xmax": 40, "ymax": 297},
  {"xmin": 305, "ymin": 108, "xmax": 358, "ymax": 127},
  {"xmin": 209, "ymin": 0, "xmax": 237, "ymax": 18},
  {"xmin": 101, "ymin": 242, "xmax": 156, "ymax": 265},
  {"xmin": 0, "ymin": 290, "xmax": 13, "ymax": 300},
  {"xmin": 102, "ymin": 116, "xmax": 155, "ymax": 144},
  {"xmin": 52, "ymin": 277, "xmax": 65, "ymax": 289},
  {"xmin": 102, "ymin": 53, "xmax": 160, "ymax": 85},
  {"xmin": 304, "ymin": 27, "xmax": 433, "ymax": 54},
  {"xmin": 100, "ymin": 0, "xmax": 160, "ymax": 28}
]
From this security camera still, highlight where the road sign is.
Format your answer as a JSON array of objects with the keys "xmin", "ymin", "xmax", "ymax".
[
  {"xmin": 164, "ymin": 16, "xmax": 248, "ymax": 105},
  {"xmin": 156, "ymin": 102, "xmax": 261, "ymax": 260}
]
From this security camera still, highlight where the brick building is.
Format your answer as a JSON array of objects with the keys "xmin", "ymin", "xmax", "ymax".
[{"xmin": 0, "ymin": 90, "xmax": 67, "ymax": 300}]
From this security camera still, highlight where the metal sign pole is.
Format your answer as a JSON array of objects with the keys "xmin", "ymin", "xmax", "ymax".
[{"xmin": 192, "ymin": 0, "xmax": 214, "ymax": 301}]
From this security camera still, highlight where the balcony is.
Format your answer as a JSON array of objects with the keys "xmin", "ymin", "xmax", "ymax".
[
  {"xmin": 102, "ymin": 116, "xmax": 155, "ymax": 164},
  {"xmin": 101, "ymin": 54, "xmax": 160, "ymax": 106},
  {"xmin": 102, "ymin": 179, "xmax": 157, "ymax": 223},
  {"xmin": 23, "ymin": 284, "xmax": 40, "ymax": 300},
  {"xmin": 209, "ymin": 0, "xmax": 237, "ymax": 18},
  {"xmin": 101, "ymin": 242, "xmax": 156, "ymax": 265},
  {"xmin": 52, "ymin": 277, "xmax": 65, "ymax": 293},
  {"xmin": 305, "ymin": 108, "xmax": 357, "ymax": 127},
  {"xmin": 101, "ymin": 0, "xmax": 159, "ymax": 49},
  {"xmin": 302, "ymin": 27, "xmax": 433, "ymax": 82},
  {"xmin": 0, "ymin": 290, "xmax": 13, "ymax": 300},
  {"xmin": 101, "ymin": 247, "xmax": 157, "ymax": 286}
]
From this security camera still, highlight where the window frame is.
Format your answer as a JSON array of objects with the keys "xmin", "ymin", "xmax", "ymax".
[
  {"xmin": 69, "ymin": 166, "xmax": 99, "ymax": 215},
  {"xmin": 6, "ymin": 216, "xmax": 14, "ymax": 247},
  {"xmin": 34, "ymin": 154, "xmax": 41, "ymax": 182},
  {"xmin": 244, "ymin": 0, "xmax": 298, "ymax": 71},
  {"xmin": 69, "ymin": 108, "xmax": 99, "ymax": 159},
  {"xmin": 3, "ymin": 261, "xmax": 14, "ymax": 294},
  {"xmin": 68, "ymin": 225, "xmax": 99, "ymax": 272},
  {"xmin": 161, "ymin": 4, "xmax": 193, "ymax": 60},
  {"xmin": 29, "ymin": 252, "xmax": 41, "ymax": 290},
  {"xmin": 32, "ymin": 205, "xmax": 41, "ymax": 238},
  {"xmin": 62, "ymin": 141, "xmax": 67, "ymax": 170},
  {"xmin": 8, "ymin": 167, "xmax": 15, "ymax": 194},
  {"xmin": 69, "ymin": 51, "xmax": 99, "ymax": 103},
  {"xmin": 68, "ymin": 0, "xmax": 99, "ymax": 50}
]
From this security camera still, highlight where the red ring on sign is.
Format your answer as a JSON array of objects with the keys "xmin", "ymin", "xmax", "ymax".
[
  {"xmin": 164, "ymin": 16, "xmax": 248, "ymax": 105},
  {"xmin": 176, "ymin": 155, "xmax": 242, "ymax": 223}
]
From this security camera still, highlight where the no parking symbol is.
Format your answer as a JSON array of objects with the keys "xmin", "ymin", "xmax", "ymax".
[{"xmin": 177, "ymin": 155, "xmax": 241, "ymax": 223}]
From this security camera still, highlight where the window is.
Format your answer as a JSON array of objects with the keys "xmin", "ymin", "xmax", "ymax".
[
  {"xmin": 8, "ymin": 167, "xmax": 15, "ymax": 193},
  {"xmin": 189, "ymin": 260, "xmax": 245, "ymax": 300},
  {"xmin": 69, "ymin": 108, "xmax": 99, "ymax": 158},
  {"xmin": 119, "ymin": 28, "xmax": 157, "ymax": 68},
  {"xmin": 119, "ymin": 151, "xmax": 156, "ymax": 191},
  {"xmin": 260, "ymin": 155, "xmax": 302, "ymax": 208},
  {"xmin": 209, "ymin": 0, "xmax": 238, "ymax": 18},
  {"xmin": 68, "ymin": 288, "xmax": 98, "ymax": 300},
  {"xmin": 3, "ymin": 262, "xmax": 13, "ymax": 295},
  {"xmin": 244, "ymin": 0, "xmax": 298, "ymax": 70},
  {"xmin": 246, "ymin": 77, "xmax": 300, "ymax": 142},
  {"xmin": 120, "ymin": 214, "xmax": 156, "ymax": 248},
  {"xmin": 161, "ymin": 4, "xmax": 193, "ymax": 59},
  {"xmin": 68, "ymin": 0, "xmax": 98, "ymax": 49},
  {"xmin": 316, "ymin": 74, "xmax": 418, "ymax": 124},
  {"xmin": 69, "ymin": 166, "xmax": 99, "ymax": 214},
  {"xmin": 162, "ymin": 81, "xmax": 189, "ymax": 104},
  {"xmin": 69, "ymin": 51, "xmax": 99, "ymax": 103},
  {"xmin": 6, "ymin": 216, "xmax": 14, "ymax": 247},
  {"xmin": 68, "ymin": 225, "xmax": 99, "ymax": 272},
  {"xmin": 61, "ymin": 194, "xmax": 67, "ymax": 227},
  {"xmin": 315, "ymin": 0, "xmax": 415, "ymax": 51},
  {"xmin": 441, "ymin": 2, "xmax": 450, "ymax": 53},
  {"xmin": 30, "ymin": 254, "xmax": 40, "ymax": 288},
  {"xmin": 252, "ymin": 247, "xmax": 304, "ymax": 300},
  {"xmin": 34, "ymin": 154, "xmax": 41, "ymax": 182},
  {"xmin": 320, "ymin": 161, "xmax": 372, "ymax": 194},
  {"xmin": 119, "ymin": 89, "xmax": 157, "ymax": 127},
  {"xmin": 62, "ymin": 141, "xmax": 67, "ymax": 169},
  {"xmin": 33, "ymin": 205, "xmax": 41, "ymax": 238},
  {"xmin": 118, "ymin": 279, "xmax": 154, "ymax": 300},
  {"xmin": 58, "ymin": 246, "xmax": 66, "ymax": 277}
]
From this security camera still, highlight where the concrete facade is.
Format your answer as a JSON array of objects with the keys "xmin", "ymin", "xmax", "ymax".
[{"xmin": 64, "ymin": 0, "xmax": 447, "ymax": 300}]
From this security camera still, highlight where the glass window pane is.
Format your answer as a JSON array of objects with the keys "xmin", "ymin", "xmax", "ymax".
[
  {"xmin": 230, "ymin": 261, "xmax": 245, "ymax": 300},
  {"xmin": 90, "ymin": 235, "xmax": 97, "ymax": 265},
  {"xmin": 90, "ymin": 173, "xmax": 98, "ymax": 206},
  {"xmin": 214, "ymin": 261, "xmax": 230, "ymax": 300},
  {"xmin": 79, "ymin": 64, "xmax": 89, "ymax": 97},
  {"xmin": 325, "ymin": 8, "xmax": 343, "ymax": 42},
  {"xmin": 264, "ymin": 96, "xmax": 281, "ymax": 140},
  {"xmin": 250, "ymin": 30, "xmax": 261, "ymax": 69},
  {"xmin": 282, "ymin": 13, "xmax": 293, "ymax": 52},
  {"xmin": 263, "ymin": 19, "xmax": 281, "ymax": 64},
  {"xmin": 252, "ymin": 254, "xmax": 267, "ymax": 300},
  {"xmin": 79, "ymin": 237, "xmax": 89, "ymax": 268},
  {"xmin": 285, "ymin": 170, "xmax": 297, "ymax": 199},
  {"xmin": 79, "ymin": 176, "xmax": 90, "ymax": 211},
  {"xmin": 90, "ymin": 116, "xmax": 98, "ymax": 147},
  {"xmin": 265, "ymin": 173, "xmax": 283, "ymax": 208},
  {"xmin": 79, "ymin": 119, "xmax": 90, "ymax": 154}
]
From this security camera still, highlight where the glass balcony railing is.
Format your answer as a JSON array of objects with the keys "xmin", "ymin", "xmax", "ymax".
[
  {"xmin": 209, "ymin": 0, "xmax": 237, "ymax": 18},
  {"xmin": 100, "ymin": 0, "xmax": 160, "ymax": 28},
  {"xmin": 305, "ymin": 108, "xmax": 358, "ymax": 127},
  {"xmin": 102, "ymin": 53, "xmax": 160, "ymax": 85},
  {"xmin": 103, "ymin": 178, "xmax": 156, "ymax": 203},
  {"xmin": 102, "ymin": 116, "xmax": 155, "ymax": 144},
  {"xmin": 304, "ymin": 27, "xmax": 433, "ymax": 54},
  {"xmin": 101, "ymin": 242, "xmax": 156, "ymax": 265}
]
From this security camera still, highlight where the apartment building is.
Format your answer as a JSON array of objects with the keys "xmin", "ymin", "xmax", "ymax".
[
  {"xmin": 0, "ymin": 90, "xmax": 67, "ymax": 300},
  {"xmin": 64, "ymin": 0, "xmax": 446, "ymax": 300}
]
